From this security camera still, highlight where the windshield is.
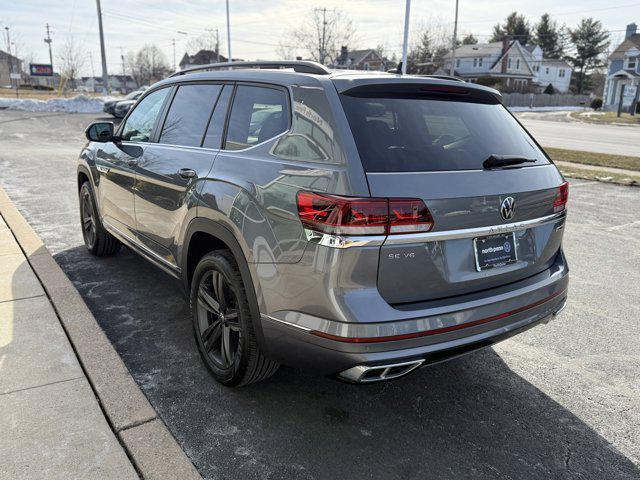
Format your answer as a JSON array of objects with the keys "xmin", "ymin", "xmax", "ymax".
[{"xmin": 340, "ymin": 93, "xmax": 549, "ymax": 172}]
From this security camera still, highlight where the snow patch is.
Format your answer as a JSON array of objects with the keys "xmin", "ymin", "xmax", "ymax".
[{"xmin": 0, "ymin": 95, "xmax": 113, "ymax": 113}]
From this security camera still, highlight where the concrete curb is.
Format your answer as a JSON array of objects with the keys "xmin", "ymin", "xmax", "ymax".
[{"xmin": 0, "ymin": 186, "xmax": 201, "ymax": 480}]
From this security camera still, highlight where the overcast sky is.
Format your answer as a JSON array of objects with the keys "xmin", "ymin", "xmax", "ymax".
[{"xmin": 2, "ymin": 0, "xmax": 637, "ymax": 76}]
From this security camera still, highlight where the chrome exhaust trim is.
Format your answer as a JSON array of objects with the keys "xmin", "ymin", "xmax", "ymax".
[{"xmin": 339, "ymin": 359, "xmax": 425, "ymax": 383}]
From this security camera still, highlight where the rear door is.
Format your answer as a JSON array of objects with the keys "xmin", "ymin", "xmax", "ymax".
[
  {"xmin": 96, "ymin": 87, "xmax": 170, "ymax": 239},
  {"xmin": 133, "ymin": 82, "xmax": 232, "ymax": 268},
  {"xmin": 339, "ymin": 83, "xmax": 567, "ymax": 304}
]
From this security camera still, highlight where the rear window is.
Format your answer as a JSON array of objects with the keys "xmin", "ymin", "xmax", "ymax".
[{"xmin": 340, "ymin": 91, "xmax": 549, "ymax": 172}]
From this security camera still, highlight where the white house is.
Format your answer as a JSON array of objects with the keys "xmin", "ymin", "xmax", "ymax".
[
  {"xmin": 442, "ymin": 40, "xmax": 572, "ymax": 92},
  {"xmin": 603, "ymin": 23, "xmax": 639, "ymax": 112}
]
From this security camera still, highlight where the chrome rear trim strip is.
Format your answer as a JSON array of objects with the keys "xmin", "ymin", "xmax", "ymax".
[
  {"xmin": 384, "ymin": 211, "xmax": 566, "ymax": 245},
  {"xmin": 303, "ymin": 211, "xmax": 566, "ymax": 249}
]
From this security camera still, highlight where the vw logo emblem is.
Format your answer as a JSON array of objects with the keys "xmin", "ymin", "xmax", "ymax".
[{"xmin": 500, "ymin": 197, "xmax": 516, "ymax": 220}]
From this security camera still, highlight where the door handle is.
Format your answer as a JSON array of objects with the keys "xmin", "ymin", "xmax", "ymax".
[{"xmin": 179, "ymin": 168, "xmax": 197, "ymax": 179}]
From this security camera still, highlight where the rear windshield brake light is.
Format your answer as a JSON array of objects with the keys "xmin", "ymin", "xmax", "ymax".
[{"xmin": 297, "ymin": 191, "xmax": 434, "ymax": 236}]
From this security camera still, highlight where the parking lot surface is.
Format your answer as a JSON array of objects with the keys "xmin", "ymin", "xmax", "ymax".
[{"xmin": 1, "ymin": 111, "xmax": 639, "ymax": 479}]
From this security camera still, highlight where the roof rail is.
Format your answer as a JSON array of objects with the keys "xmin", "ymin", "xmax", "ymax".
[{"xmin": 170, "ymin": 60, "xmax": 331, "ymax": 77}]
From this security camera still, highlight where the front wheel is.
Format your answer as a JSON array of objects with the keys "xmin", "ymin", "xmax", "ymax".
[
  {"xmin": 79, "ymin": 181, "xmax": 121, "ymax": 256},
  {"xmin": 190, "ymin": 250, "xmax": 279, "ymax": 386}
]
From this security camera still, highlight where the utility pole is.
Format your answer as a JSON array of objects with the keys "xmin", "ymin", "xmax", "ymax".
[
  {"xmin": 401, "ymin": 0, "xmax": 411, "ymax": 74},
  {"xmin": 319, "ymin": 7, "xmax": 327, "ymax": 65},
  {"xmin": 225, "ymin": 0, "xmax": 232, "ymax": 64},
  {"xmin": 95, "ymin": 0, "xmax": 109, "ymax": 95},
  {"xmin": 207, "ymin": 28, "xmax": 220, "ymax": 63},
  {"xmin": 172, "ymin": 38, "xmax": 176, "ymax": 70},
  {"xmin": 449, "ymin": 0, "xmax": 459, "ymax": 76},
  {"xmin": 89, "ymin": 51, "xmax": 96, "ymax": 92},
  {"xmin": 44, "ymin": 23, "xmax": 54, "ymax": 87}
]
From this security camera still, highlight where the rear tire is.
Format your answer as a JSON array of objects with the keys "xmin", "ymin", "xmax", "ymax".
[
  {"xmin": 79, "ymin": 181, "xmax": 121, "ymax": 256},
  {"xmin": 190, "ymin": 250, "xmax": 279, "ymax": 386}
]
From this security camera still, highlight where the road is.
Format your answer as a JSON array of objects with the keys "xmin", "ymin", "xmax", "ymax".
[
  {"xmin": 516, "ymin": 112, "xmax": 640, "ymax": 157},
  {"xmin": 1, "ymin": 111, "xmax": 639, "ymax": 480}
]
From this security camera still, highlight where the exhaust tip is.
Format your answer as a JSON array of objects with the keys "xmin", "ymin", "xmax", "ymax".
[{"xmin": 339, "ymin": 359, "xmax": 424, "ymax": 383}]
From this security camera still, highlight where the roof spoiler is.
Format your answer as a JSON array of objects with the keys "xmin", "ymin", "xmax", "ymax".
[{"xmin": 170, "ymin": 60, "xmax": 331, "ymax": 77}]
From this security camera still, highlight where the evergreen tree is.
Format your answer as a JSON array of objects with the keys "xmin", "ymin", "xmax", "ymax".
[
  {"xmin": 566, "ymin": 18, "xmax": 610, "ymax": 93},
  {"xmin": 535, "ymin": 14, "xmax": 564, "ymax": 58},
  {"xmin": 462, "ymin": 34, "xmax": 478, "ymax": 45},
  {"xmin": 491, "ymin": 12, "xmax": 531, "ymax": 44}
]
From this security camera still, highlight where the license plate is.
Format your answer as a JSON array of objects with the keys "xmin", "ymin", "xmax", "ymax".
[{"xmin": 473, "ymin": 232, "xmax": 517, "ymax": 271}]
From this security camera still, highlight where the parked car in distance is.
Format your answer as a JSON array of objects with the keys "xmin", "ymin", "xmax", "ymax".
[
  {"xmin": 102, "ymin": 87, "xmax": 148, "ymax": 117},
  {"xmin": 78, "ymin": 61, "xmax": 569, "ymax": 387}
]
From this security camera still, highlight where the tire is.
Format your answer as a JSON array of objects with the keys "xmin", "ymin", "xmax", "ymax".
[
  {"xmin": 79, "ymin": 181, "xmax": 122, "ymax": 256},
  {"xmin": 190, "ymin": 250, "xmax": 279, "ymax": 386}
]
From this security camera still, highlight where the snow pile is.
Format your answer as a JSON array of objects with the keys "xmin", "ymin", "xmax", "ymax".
[
  {"xmin": 0, "ymin": 95, "xmax": 111, "ymax": 113},
  {"xmin": 508, "ymin": 106, "xmax": 586, "ymax": 112}
]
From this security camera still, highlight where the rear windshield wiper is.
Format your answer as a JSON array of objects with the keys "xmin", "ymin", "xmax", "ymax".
[{"xmin": 483, "ymin": 155, "xmax": 537, "ymax": 169}]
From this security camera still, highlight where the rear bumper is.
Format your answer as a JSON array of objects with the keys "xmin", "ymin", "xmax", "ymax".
[{"xmin": 259, "ymin": 255, "xmax": 568, "ymax": 379}]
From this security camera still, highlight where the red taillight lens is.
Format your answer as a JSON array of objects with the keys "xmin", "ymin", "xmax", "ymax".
[
  {"xmin": 296, "ymin": 191, "xmax": 434, "ymax": 236},
  {"xmin": 296, "ymin": 192, "xmax": 388, "ymax": 235},
  {"xmin": 553, "ymin": 182, "xmax": 569, "ymax": 211},
  {"xmin": 388, "ymin": 199, "xmax": 434, "ymax": 233}
]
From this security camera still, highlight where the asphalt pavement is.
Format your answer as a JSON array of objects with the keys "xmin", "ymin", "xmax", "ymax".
[
  {"xmin": 516, "ymin": 112, "xmax": 640, "ymax": 157},
  {"xmin": 0, "ymin": 110, "xmax": 639, "ymax": 480}
]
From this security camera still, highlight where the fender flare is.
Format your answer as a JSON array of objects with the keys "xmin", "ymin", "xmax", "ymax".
[{"xmin": 182, "ymin": 218, "xmax": 268, "ymax": 352}]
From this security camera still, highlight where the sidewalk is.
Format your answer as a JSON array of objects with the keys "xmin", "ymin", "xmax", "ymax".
[
  {"xmin": 0, "ymin": 206, "xmax": 138, "ymax": 478},
  {"xmin": 0, "ymin": 187, "xmax": 201, "ymax": 480}
]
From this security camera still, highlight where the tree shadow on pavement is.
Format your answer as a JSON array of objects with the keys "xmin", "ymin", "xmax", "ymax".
[{"xmin": 53, "ymin": 245, "xmax": 639, "ymax": 480}]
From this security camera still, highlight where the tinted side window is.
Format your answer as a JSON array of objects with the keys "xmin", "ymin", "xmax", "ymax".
[
  {"xmin": 202, "ymin": 85, "xmax": 232, "ymax": 149},
  {"xmin": 225, "ymin": 85, "xmax": 289, "ymax": 151},
  {"xmin": 120, "ymin": 88, "xmax": 169, "ymax": 142},
  {"xmin": 160, "ymin": 84, "xmax": 222, "ymax": 147}
]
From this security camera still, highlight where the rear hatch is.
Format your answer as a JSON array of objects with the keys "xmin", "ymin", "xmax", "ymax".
[{"xmin": 338, "ymin": 80, "xmax": 567, "ymax": 304}]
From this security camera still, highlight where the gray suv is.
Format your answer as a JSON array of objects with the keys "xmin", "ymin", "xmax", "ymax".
[{"xmin": 78, "ymin": 61, "xmax": 569, "ymax": 386}]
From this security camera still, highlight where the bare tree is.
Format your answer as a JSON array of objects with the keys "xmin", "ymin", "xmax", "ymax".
[
  {"xmin": 186, "ymin": 30, "xmax": 220, "ymax": 56},
  {"xmin": 57, "ymin": 34, "xmax": 85, "ymax": 89},
  {"xmin": 407, "ymin": 18, "xmax": 452, "ymax": 73},
  {"xmin": 128, "ymin": 44, "xmax": 170, "ymax": 86},
  {"xmin": 280, "ymin": 8, "xmax": 356, "ymax": 65}
]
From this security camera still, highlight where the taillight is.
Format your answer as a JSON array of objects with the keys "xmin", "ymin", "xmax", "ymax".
[
  {"xmin": 553, "ymin": 182, "xmax": 569, "ymax": 211},
  {"xmin": 388, "ymin": 199, "xmax": 434, "ymax": 233},
  {"xmin": 296, "ymin": 191, "xmax": 434, "ymax": 236}
]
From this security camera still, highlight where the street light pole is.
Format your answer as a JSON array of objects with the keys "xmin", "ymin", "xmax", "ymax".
[
  {"xmin": 44, "ymin": 23, "xmax": 54, "ymax": 87},
  {"xmin": 401, "ymin": 0, "xmax": 411, "ymax": 74},
  {"xmin": 225, "ymin": 0, "xmax": 232, "ymax": 64},
  {"xmin": 95, "ymin": 0, "xmax": 109, "ymax": 95},
  {"xmin": 449, "ymin": 0, "xmax": 459, "ymax": 76}
]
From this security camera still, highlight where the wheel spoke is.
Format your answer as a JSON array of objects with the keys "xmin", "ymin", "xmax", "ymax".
[
  {"xmin": 198, "ymin": 283, "xmax": 220, "ymax": 314},
  {"xmin": 222, "ymin": 325, "xmax": 232, "ymax": 365},
  {"xmin": 202, "ymin": 320, "xmax": 222, "ymax": 352},
  {"xmin": 212, "ymin": 271, "xmax": 227, "ymax": 310}
]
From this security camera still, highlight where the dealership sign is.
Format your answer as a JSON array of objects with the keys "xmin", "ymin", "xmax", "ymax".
[{"xmin": 29, "ymin": 64, "xmax": 54, "ymax": 77}]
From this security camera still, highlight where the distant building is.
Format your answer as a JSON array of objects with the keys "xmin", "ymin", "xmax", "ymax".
[
  {"xmin": 0, "ymin": 49, "xmax": 23, "ymax": 86},
  {"xmin": 442, "ymin": 40, "xmax": 572, "ymax": 93},
  {"xmin": 331, "ymin": 47, "xmax": 395, "ymax": 71},
  {"xmin": 603, "ymin": 23, "xmax": 639, "ymax": 111},
  {"xmin": 179, "ymin": 50, "xmax": 242, "ymax": 70},
  {"xmin": 79, "ymin": 75, "xmax": 138, "ymax": 93}
]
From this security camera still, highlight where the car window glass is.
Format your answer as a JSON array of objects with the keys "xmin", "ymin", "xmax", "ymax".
[
  {"xmin": 202, "ymin": 85, "xmax": 232, "ymax": 149},
  {"xmin": 120, "ymin": 88, "xmax": 169, "ymax": 142},
  {"xmin": 225, "ymin": 85, "xmax": 288, "ymax": 151},
  {"xmin": 160, "ymin": 84, "xmax": 222, "ymax": 147},
  {"xmin": 340, "ymin": 94, "xmax": 549, "ymax": 172}
]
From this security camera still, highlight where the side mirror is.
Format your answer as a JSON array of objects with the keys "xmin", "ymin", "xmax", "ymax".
[{"xmin": 85, "ymin": 122, "xmax": 115, "ymax": 142}]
